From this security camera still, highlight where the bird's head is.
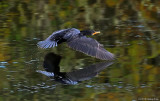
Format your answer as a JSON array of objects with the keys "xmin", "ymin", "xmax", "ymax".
[{"xmin": 80, "ymin": 30, "xmax": 100, "ymax": 36}]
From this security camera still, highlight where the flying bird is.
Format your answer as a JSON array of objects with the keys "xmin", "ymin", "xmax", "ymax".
[
  {"xmin": 37, "ymin": 28, "xmax": 114, "ymax": 60},
  {"xmin": 37, "ymin": 52, "xmax": 114, "ymax": 84}
]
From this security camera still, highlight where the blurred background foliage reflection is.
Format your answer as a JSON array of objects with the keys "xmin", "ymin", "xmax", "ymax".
[{"xmin": 0, "ymin": 0, "xmax": 160, "ymax": 101}]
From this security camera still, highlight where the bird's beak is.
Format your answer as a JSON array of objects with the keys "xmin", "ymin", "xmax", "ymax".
[{"xmin": 92, "ymin": 31, "xmax": 100, "ymax": 35}]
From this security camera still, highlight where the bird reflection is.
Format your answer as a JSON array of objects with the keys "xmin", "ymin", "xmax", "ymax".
[{"xmin": 37, "ymin": 52, "xmax": 114, "ymax": 85}]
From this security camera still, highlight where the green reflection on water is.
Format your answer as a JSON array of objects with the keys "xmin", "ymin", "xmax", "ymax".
[{"xmin": 0, "ymin": 0, "xmax": 160, "ymax": 101}]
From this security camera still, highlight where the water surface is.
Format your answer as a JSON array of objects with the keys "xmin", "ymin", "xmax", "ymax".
[{"xmin": 0, "ymin": 0, "xmax": 160, "ymax": 101}]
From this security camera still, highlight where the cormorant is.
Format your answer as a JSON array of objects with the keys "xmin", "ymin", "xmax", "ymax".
[{"xmin": 37, "ymin": 28, "xmax": 114, "ymax": 60}]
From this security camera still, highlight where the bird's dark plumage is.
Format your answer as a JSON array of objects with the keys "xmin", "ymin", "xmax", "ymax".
[{"xmin": 37, "ymin": 28, "xmax": 115, "ymax": 60}]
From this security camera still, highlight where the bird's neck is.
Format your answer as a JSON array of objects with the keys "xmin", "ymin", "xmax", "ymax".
[{"xmin": 80, "ymin": 31, "xmax": 91, "ymax": 36}]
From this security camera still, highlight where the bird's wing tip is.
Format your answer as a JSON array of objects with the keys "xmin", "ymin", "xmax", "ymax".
[
  {"xmin": 37, "ymin": 40, "xmax": 57, "ymax": 49},
  {"xmin": 36, "ymin": 70, "xmax": 54, "ymax": 77}
]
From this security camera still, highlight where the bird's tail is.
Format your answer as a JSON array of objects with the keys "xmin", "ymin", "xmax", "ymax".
[{"xmin": 37, "ymin": 40, "xmax": 57, "ymax": 49}]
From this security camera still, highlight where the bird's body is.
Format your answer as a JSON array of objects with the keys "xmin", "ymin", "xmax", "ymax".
[{"xmin": 37, "ymin": 28, "xmax": 115, "ymax": 60}]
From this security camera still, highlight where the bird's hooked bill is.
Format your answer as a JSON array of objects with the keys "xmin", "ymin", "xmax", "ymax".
[{"xmin": 92, "ymin": 31, "xmax": 100, "ymax": 35}]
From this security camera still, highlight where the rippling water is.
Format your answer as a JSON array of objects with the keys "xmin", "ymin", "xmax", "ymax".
[{"xmin": 0, "ymin": 0, "xmax": 160, "ymax": 101}]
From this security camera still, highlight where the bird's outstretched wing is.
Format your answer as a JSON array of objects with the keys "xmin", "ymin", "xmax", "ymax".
[
  {"xmin": 37, "ymin": 29, "xmax": 68, "ymax": 49},
  {"xmin": 67, "ymin": 36, "xmax": 115, "ymax": 60},
  {"xmin": 66, "ymin": 62, "xmax": 114, "ymax": 81}
]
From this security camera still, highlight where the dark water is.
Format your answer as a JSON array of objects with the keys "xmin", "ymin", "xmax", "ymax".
[{"xmin": 0, "ymin": 0, "xmax": 160, "ymax": 101}]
